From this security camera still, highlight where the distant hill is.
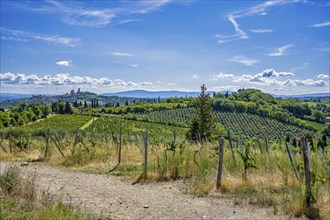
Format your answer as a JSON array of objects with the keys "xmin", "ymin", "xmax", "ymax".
[
  {"xmin": 102, "ymin": 90, "xmax": 330, "ymax": 99},
  {"xmin": 0, "ymin": 90, "xmax": 151, "ymax": 109},
  {"xmin": 102, "ymin": 90, "xmax": 218, "ymax": 98},
  {"xmin": 274, "ymin": 93, "xmax": 329, "ymax": 99},
  {"xmin": 0, "ymin": 93, "xmax": 33, "ymax": 101},
  {"xmin": 1, "ymin": 90, "xmax": 328, "ymax": 104}
]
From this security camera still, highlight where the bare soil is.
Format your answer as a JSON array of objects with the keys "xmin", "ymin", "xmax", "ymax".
[{"xmin": 0, "ymin": 162, "xmax": 301, "ymax": 219}]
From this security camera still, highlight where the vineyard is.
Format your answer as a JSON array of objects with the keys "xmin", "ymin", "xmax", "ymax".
[
  {"xmin": 130, "ymin": 108, "xmax": 314, "ymax": 140},
  {"xmin": 0, "ymin": 122, "xmax": 329, "ymax": 218},
  {"xmin": 85, "ymin": 117, "xmax": 187, "ymax": 144},
  {"xmin": 23, "ymin": 115, "xmax": 92, "ymax": 131}
]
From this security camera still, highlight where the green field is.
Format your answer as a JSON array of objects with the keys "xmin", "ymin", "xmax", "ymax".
[
  {"xmin": 85, "ymin": 116, "xmax": 187, "ymax": 144},
  {"xmin": 23, "ymin": 114, "xmax": 92, "ymax": 131},
  {"xmin": 304, "ymin": 120, "xmax": 328, "ymax": 132}
]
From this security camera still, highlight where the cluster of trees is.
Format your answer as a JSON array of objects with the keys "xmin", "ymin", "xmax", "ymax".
[
  {"xmin": 0, "ymin": 102, "xmax": 51, "ymax": 128},
  {"xmin": 212, "ymin": 89, "xmax": 327, "ymax": 127},
  {"xmin": 89, "ymin": 102, "xmax": 187, "ymax": 115},
  {"xmin": 51, "ymin": 102, "xmax": 73, "ymax": 114},
  {"xmin": 314, "ymin": 103, "xmax": 330, "ymax": 114}
]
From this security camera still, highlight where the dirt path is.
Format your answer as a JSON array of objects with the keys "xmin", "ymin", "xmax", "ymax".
[
  {"xmin": 23, "ymin": 114, "xmax": 56, "ymax": 126},
  {"xmin": 0, "ymin": 162, "xmax": 296, "ymax": 219},
  {"xmin": 80, "ymin": 117, "xmax": 98, "ymax": 130}
]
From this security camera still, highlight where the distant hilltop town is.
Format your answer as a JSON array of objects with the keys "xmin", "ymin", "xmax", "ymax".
[{"xmin": 65, "ymin": 88, "xmax": 82, "ymax": 96}]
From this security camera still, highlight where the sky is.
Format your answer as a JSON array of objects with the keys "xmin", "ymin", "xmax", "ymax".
[{"xmin": 0, "ymin": 0, "xmax": 329, "ymax": 95}]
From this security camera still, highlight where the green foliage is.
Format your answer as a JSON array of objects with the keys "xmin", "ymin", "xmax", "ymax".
[
  {"xmin": 322, "ymin": 124, "xmax": 330, "ymax": 138},
  {"xmin": 85, "ymin": 117, "xmax": 187, "ymax": 144},
  {"xmin": 24, "ymin": 114, "xmax": 92, "ymax": 131},
  {"xmin": 186, "ymin": 84, "xmax": 215, "ymax": 141},
  {"xmin": 0, "ymin": 166, "xmax": 21, "ymax": 196},
  {"xmin": 237, "ymin": 140, "xmax": 257, "ymax": 179},
  {"xmin": 134, "ymin": 108, "xmax": 314, "ymax": 140},
  {"xmin": 63, "ymin": 144, "xmax": 96, "ymax": 166},
  {"xmin": 0, "ymin": 103, "xmax": 52, "ymax": 128}
]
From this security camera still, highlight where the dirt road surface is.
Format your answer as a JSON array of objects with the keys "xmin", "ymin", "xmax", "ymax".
[{"xmin": 0, "ymin": 162, "xmax": 298, "ymax": 219}]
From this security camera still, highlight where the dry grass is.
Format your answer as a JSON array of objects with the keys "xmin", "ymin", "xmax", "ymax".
[
  {"xmin": 0, "ymin": 165, "xmax": 89, "ymax": 219},
  {"xmin": 1, "ymin": 137, "xmax": 329, "ymax": 219}
]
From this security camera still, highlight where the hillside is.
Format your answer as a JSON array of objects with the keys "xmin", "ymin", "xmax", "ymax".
[
  {"xmin": 0, "ymin": 89, "xmax": 152, "ymax": 109},
  {"xmin": 102, "ymin": 90, "xmax": 218, "ymax": 98}
]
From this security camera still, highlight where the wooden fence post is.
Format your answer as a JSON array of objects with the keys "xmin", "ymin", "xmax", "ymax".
[
  {"xmin": 239, "ymin": 136, "xmax": 245, "ymax": 157},
  {"xmin": 227, "ymin": 130, "xmax": 236, "ymax": 164},
  {"xmin": 173, "ymin": 130, "xmax": 176, "ymax": 155},
  {"xmin": 8, "ymin": 130, "xmax": 12, "ymax": 154},
  {"xmin": 257, "ymin": 138, "xmax": 263, "ymax": 154},
  {"xmin": 265, "ymin": 137, "xmax": 274, "ymax": 180},
  {"xmin": 285, "ymin": 142, "xmax": 299, "ymax": 179},
  {"xmin": 301, "ymin": 137, "xmax": 312, "ymax": 207},
  {"xmin": 118, "ymin": 126, "xmax": 122, "ymax": 164},
  {"xmin": 44, "ymin": 128, "xmax": 50, "ymax": 158},
  {"xmin": 318, "ymin": 145, "xmax": 329, "ymax": 179},
  {"xmin": 216, "ymin": 137, "xmax": 225, "ymax": 189},
  {"xmin": 92, "ymin": 117, "xmax": 95, "ymax": 138},
  {"xmin": 144, "ymin": 130, "xmax": 148, "ymax": 180}
]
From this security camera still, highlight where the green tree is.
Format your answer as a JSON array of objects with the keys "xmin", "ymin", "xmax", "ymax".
[
  {"xmin": 311, "ymin": 110, "xmax": 325, "ymax": 123},
  {"xmin": 41, "ymin": 105, "xmax": 51, "ymax": 118},
  {"xmin": 58, "ymin": 102, "xmax": 65, "ymax": 114},
  {"xmin": 64, "ymin": 102, "xmax": 73, "ymax": 114},
  {"xmin": 186, "ymin": 84, "xmax": 215, "ymax": 141},
  {"xmin": 322, "ymin": 124, "xmax": 330, "ymax": 137}
]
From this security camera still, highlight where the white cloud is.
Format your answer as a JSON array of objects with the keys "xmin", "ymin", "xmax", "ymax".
[
  {"xmin": 233, "ymin": 74, "xmax": 253, "ymax": 83},
  {"xmin": 317, "ymin": 74, "xmax": 329, "ymax": 79},
  {"xmin": 283, "ymin": 79, "xmax": 328, "ymax": 87},
  {"xmin": 56, "ymin": 60, "xmax": 72, "ymax": 67},
  {"xmin": 215, "ymin": 15, "xmax": 248, "ymax": 43},
  {"xmin": 0, "ymin": 28, "xmax": 80, "ymax": 47},
  {"xmin": 250, "ymin": 29, "xmax": 273, "ymax": 33},
  {"xmin": 291, "ymin": 62, "xmax": 309, "ymax": 72},
  {"xmin": 112, "ymin": 52, "xmax": 133, "ymax": 57},
  {"xmin": 156, "ymin": 81, "xmax": 164, "ymax": 84},
  {"xmin": 115, "ymin": 19, "xmax": 139, "ymax": 25},
  {"xmin": 315, "ymin": 47, "xmax": 330, "ymax": 52},
  {"xmin": 234, "ymin": 75, "xmax": 328, "ymax": 87},
  {"xmin": 267, "ymin": 44, "xmax": 293, "ymax": 56},
  {"xmin": 131, "ymin": 64, "xmax": 139, "ymax": 68},
  {"xmin": 213, "ymin": 72, "xmax": 235, "ymax": 80},
  {"xmin": 0, "ymin": 72, "xmax": 153, "ymax": 88},
  {"xmin": 255, "ymin": 69, "xmax": 294, "ymax": 78},
  {"xmin": 211, "ymin": 85, "xmax": 240, "ymax": 92},
  {"xmin": 167, "ymin": 83, "xmax": 176, "ymax": 86},
  {"xmin": 17, "ymin": 0, "xmax": 173, "ymax": 27},
  {"xmin": 192, "ymin": 74, "xmax": 199, "ymax": 79},
  {"xmin": 228, "ymin": 15, "xmax": 249, "ymax": 39},
  {"xmin": 215, "ymin": 0, "xmax": 303, "ymax": 43},
  {"xmin": 230, "ymin": 69, "xmax": 328, "ymax": 88},
  {"xmin": 229, "ymin": 56, "xmax": 258, "ymax": 66},
  {"xmin": 310, "ymin": 21, "xmax": 330, "ymax": 28}
]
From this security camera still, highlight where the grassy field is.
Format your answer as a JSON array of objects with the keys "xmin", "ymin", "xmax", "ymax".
[
  {"xmin": 23, "ymin": 114, "xmax": 92, "ymax": 131},
  {"xmin": 304, "ymin": 120, "xmax": 328, "ymax": 132}
]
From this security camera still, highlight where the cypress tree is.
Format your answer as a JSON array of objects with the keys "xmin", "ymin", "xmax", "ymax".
[{"xmin": 187, "ymin": 84, "xmax": 215, "ymax": 141}]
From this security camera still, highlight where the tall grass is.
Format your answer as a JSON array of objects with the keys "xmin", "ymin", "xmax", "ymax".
[{"xmin": 0, "ymin": 133, "xmax": 329, "ymax": 219}]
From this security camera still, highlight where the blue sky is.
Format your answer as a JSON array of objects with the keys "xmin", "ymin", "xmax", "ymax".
[{"xmin": 1, "ymin": 0, "xmax": 329, "ymax": 95}]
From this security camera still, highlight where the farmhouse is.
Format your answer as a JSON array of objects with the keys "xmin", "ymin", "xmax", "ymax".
[{"xmin": 325, "ymin": 117, "xmax": 330, "ymax": 123}]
